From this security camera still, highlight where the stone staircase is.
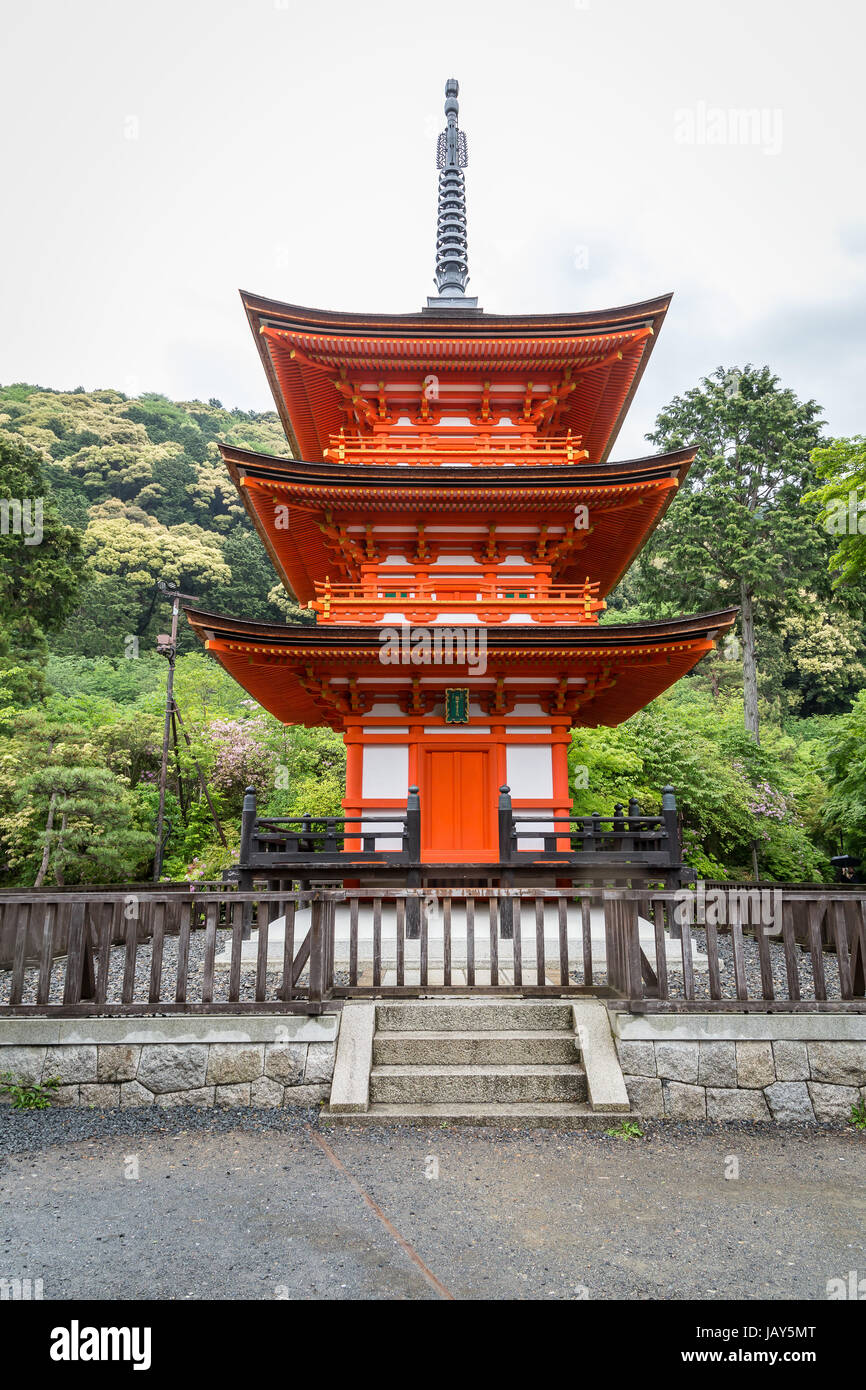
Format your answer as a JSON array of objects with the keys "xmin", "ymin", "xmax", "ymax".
[{"xmin": 328, "ymin": 997, "xmax": 632, "ymax": 1126}]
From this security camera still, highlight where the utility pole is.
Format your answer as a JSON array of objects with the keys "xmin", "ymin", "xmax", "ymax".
[{"xmin": 153, "ymin": 583, "xmax": 181, "ymax": 881}]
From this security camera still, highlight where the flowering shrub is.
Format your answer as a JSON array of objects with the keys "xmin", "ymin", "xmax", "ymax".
[
  {"xmin": 205, "ymin": 718, "xmax": 274, "ymax": 800},
  {"xmin": 746, "ymin": 778, "xmax": 788, "ymax": 821}
]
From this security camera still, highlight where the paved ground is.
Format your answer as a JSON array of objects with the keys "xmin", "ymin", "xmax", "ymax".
[{"xmin": 1, "ymin": 1108, "xmax": 864, "ymax": 1300}]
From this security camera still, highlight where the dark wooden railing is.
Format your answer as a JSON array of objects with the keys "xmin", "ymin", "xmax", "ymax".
[
  {"xmin": 239, "ymin": 785, "xmax": 421, "ymax": 883},
  {"xmin": 605, "ymin": 888, "xmax": 866, "ymax": 1013},
  {"xmin": 498, "ymin": 784, "xmax": 683, "ymax": 881},
  {"xmin": 0, "ymin": 891, "xmax": 335, "ymax": 1016},
  {"xmin": 2, "ymin": 886, "xmax": 864, "ymax": 1016}
]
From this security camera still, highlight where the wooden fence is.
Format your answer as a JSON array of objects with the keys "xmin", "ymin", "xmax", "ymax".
[
  {"xmin": 605, "ymin": 888, "xmax": 866, "ymax": 1013},
  {"xmin": 1, "ymin": 886, "xmax": 864, "ymax": 1016}
]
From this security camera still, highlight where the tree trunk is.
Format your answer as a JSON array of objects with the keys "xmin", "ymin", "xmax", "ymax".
[
  {"xmin": 54, "ymin": 812, "xmax": 67, "ymax": 886},
  {"xmin": 740, "ymin": 580, "xmax": 759, "ymax": 743},
  {"xmin": 34, "ymin": 790, "xmax": 57, "ymax": 888}
]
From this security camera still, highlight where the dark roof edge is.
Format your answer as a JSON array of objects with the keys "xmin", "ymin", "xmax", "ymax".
[{"xmin": 184, "ymin": 606, "xmax": 738, "ymax": 647}]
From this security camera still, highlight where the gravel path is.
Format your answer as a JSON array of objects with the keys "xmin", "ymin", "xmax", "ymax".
[
  {"xmin": 1, "ymin": 1107, "xmax": 863, "ymax": 1301},
  {"xmin": 570, "ymin": 925, "xmax": 843, "ymax": 1001},
  {"xmin": 0, "ymin": 929, "xmax": 353, "ymax": 1006}
]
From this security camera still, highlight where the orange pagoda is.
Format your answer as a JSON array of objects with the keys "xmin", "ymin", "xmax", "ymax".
[{"xmin": 186, "ymin": 79, "xmax": 736, "ymax": 867}]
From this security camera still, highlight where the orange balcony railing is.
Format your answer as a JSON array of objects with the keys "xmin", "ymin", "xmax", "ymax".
[
  {"xmin": 322, "ymin": 431, "xmax": 590, "ymax": 467},
  {"xmin": 310, "ymin": 577, "xmax": 605, "ymax": 625}
]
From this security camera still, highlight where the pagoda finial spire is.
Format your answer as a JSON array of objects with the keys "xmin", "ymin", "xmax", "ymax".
[{"xmin": 426, "ymin": 79, "xmax": 479, "ymax": 311}]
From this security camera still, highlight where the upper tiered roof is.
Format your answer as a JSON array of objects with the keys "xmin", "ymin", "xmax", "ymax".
[{"xmin": 243, "ymin": 290, "xmax": 670, "ymax": 466}]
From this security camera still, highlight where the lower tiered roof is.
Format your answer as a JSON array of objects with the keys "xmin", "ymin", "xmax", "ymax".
[{"xmin": 184, "ymin": 608, "xmax": 738, "ymax": 729}]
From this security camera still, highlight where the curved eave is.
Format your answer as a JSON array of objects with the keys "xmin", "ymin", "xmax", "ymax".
[
  {"xmin": 240, "ymin": 289, "xmax": 671, "ymax": 465},
  {"xmin": 219, "ymin": 441, "xmax": 694, "ymax": 490},
  {"xmin": 221, "ymin": 443, "xmax": 694, "ymax": 604},
  {"xmin": 184, "ymin": 606, "xmax": 737, "ymax": 730}
]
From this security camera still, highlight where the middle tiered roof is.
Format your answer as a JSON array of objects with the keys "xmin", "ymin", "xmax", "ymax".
[{"xmin": 220, "ymin": 442, "xmax": 696, "ymax": 605}]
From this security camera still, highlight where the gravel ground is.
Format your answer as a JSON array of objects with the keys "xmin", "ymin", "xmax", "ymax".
[
  {"xmin": 571, "ymin": 925, "xmax": 843, "ymax": 1000},
  {"xmin": 1, "ymin": 1106, "xmax": 863, "ymax": 1301},
  {"xmin": 0, "ymin": 929, "xmax": 352, "ymax": 1006}
]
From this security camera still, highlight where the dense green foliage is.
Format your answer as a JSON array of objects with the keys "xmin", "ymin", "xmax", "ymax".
[{"xmin": 0, "ymin": 375, "xmax": 864, "ymax": 884}]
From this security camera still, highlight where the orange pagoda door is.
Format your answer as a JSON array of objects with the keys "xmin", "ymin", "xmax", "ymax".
[{"xmin": 420, "ymin": 747, "xmax": 497, "ymax": 861}]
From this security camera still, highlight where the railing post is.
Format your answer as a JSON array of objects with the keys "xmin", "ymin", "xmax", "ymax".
[
  {"xmin": 498, "ymin": 785, "xmax": 513, "ymax": 862},
  {"xmin": 239, "ymin": 785, "xmax": 256, "ymax": 939},
  {"xmin": 628, "ymin": 796, "xmax": 641, "ymax": 853},
  {"xmin": 498, "ymin": 786, "xmax": 514, "ymax": 938},
  {"xmin": 603, "ymin": 893, "xmax": 643, "ymax": 1000},
  {"xmin": 406, "ymin": 785, "xmax": 421, "ymax": 938},
  {"xmin": 308, "ymin": 894, "xmax": 324, "ymax": 1009},
  {"xmin": 406, "ymin": 785, "xmax": 421, "ymax": 862},
  {"xmin": 662, "ymin": 784, "xmax": 682, "ymax": 930}
]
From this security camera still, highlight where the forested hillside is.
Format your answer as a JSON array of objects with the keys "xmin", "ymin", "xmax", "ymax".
[{"xmin": 1, "ymin": 374, "xmax": 864, "ymax": 886}]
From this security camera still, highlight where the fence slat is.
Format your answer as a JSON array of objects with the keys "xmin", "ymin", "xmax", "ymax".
[
  {"xmin": 704, "ymin": 915, "xmax": 722, "ymax": 1001},
  {"xmin": 148, "ymin": 902, "xmax": 166, "ymax": 1005},
  {"xmin": 730, "ymin": 905, "xmax": 748, "ymax": 1001},
  {"xmin": 833, "ymin": 901, "xmax": 853, "ymax": 1000},
  {"xmin": 201, "ymin": 903, "xmax": 218, "ymax": 1004},
  {"xmin": 625, "ymin": 900, "xmax": 643, "ymax": 1001},
  {"xmin": 120, "ymin": 906, "xmax": 139, "ymax": 1005},
  {"xmin": 851, "ymin": 900, "xmax": 866, "ymax": 998},
  {"xmin": 513, "ymin": 896, "xmax": 522, "ymax": 986},
  {"xmin": 557, "ymin": 898, "xmax": 569, "ymax": 986},
  {"xmin": 373, "ymin": 898, "xmax": 382, "ymax": 988},
  {"xmin": 396, "ymin": 898, "xmax": 405, "ymax": 988},
  {"xmin": 175, "ymin": 899, "xmax": 192, "ymax": 1004},
  {"xmin": 349, "ymin": 898, "xmax": 359, "ymax": 987},
  {"xmin": 36, "ymin": 903, "xmax": 56, "ymax": 1008},
  {"xmin": 466, "ymin": 898, "xmax": 475, "ymax": 987},
  {"xmin": 228, "ymin": 900, "xmax": 244, "ymax": 1003},
  {"xmin": 9, "ymin": 904, "xmax": 30, "ymax": 1007},
  {"xmin": 443, "ymin": 897, "xmax": 452, "ymax": 987},
  {"xmin": 581, "ymin": 896, "xmax": 593, "ymax": 987},
  {"xmin": 96, "ymin": 903, "xmax": 116, "ymax": 1008},
  {"xmin": 489, "ymin": 897, "xmax": 498, "ymax": 987},
  {"xmin": 756, "ymin": 915, "xmax": 774, "ymax": 1002},
  {"xmin": 256, "ymin": 901, "xmax": 270, "ymax": 1003},
  {"xmin": 535, "ymin": 897, "xmax": 545, "ymax": 986},
  {"xmin": 63, "ymin": 901, "xmax": 88, "ymax": 1007},
  {"xmin": 420, "ymin": 896, "xmax": 429, "ymax": 988},
  {"xmin": 679, "ymin": 905, "xmax": 695, "ymax": 1001},
  {"xmin": 281, "ymin": 900, "xmax": 296, "ymax": 1002},
  {"xmin": 807, "ymin": 901, "xmax": 827, "ymax": 1001},
  {"xmin": 781, "ymin": 900, "xmax": 801, "ymax": 1002},
  {"xmin": 652, "ymin": 900, "xmax": 668, "ymax": 1000}
]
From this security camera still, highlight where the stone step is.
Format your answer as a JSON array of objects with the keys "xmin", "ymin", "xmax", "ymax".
[
  {"xmin": 372, "ymin": 1029, "xmax": 580, "ymax": 1066},
  {"xmin": 369, "ymin": 1062, "xmax": 587, "ymax": 1105},
  {"xmin": 374, "ymin": 1000, "xmax": 575, "ymax": 1033},
  {"xmin": 324, "ymin": 1102, "xmax": 628, "ymax": 1129}
]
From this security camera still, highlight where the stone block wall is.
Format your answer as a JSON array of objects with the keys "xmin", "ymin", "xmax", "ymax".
[
  {"xmin": 616, "ymin": 1034, "xmax": 866, "ymax": 1123},
  {"xmin": 0, "ymin": 1015, "xmax": 340, "ymax": 1109}
]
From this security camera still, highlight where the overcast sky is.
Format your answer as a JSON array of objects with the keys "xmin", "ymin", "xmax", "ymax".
[{"xmin": 2, "ymin": 0, "xmax": 864, "ymax": 457}]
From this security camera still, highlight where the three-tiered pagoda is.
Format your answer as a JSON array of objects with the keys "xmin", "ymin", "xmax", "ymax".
[{"xmin": 186, "ymin": 80, "xmax": 736, "ymax": 865}]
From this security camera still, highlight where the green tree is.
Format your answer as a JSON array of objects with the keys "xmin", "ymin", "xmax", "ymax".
[
  {"xmin": 639, "ymin": 365, "xmax": 825, "ymax": 741},
  {"xmin": 804, "ymin": 436, "xmax": 866, "ymax": 585},
  {"xmin": 0, "ymin": 432, "xmax": 82, "ymax": 702}
]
